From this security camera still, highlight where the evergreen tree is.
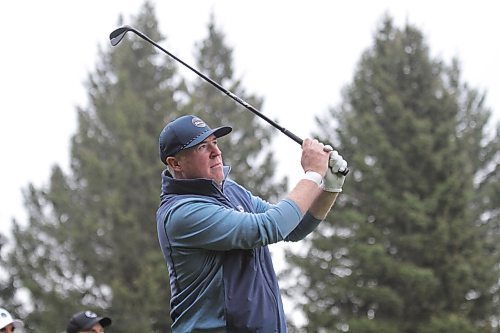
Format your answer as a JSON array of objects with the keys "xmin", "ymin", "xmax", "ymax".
[
  {"xmin": 183, "ymin": 14, "xmax": 287, "ymax": 201},
  {"xmin": 0, "ymin": 234, "xmax": 22, "ymax": 314},
  {"xmin": 5, "ymin": 3, "xmax": 178, "ymax": 332},
  {"xmin": 283, "ymin": 16, "xmax": 500, "ymax": 333}
]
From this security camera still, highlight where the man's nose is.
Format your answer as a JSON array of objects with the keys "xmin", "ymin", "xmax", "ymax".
[{"xmin": 209, "ymin": 143, "xmax": 221, "ymax": 156}]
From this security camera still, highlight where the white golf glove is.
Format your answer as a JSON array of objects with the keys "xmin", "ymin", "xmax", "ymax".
[{"xmin": 323, "ymin": 145, "xmax": 348, "ymax": 192}]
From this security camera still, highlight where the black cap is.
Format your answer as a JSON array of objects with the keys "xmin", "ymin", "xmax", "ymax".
[
  {"xmin": 159, "ymin": 115, "xmax": 232, "ymax": 165},
  {"xmin": 66, "ymin": 311, "xmax": 112, "ymax": 333}
]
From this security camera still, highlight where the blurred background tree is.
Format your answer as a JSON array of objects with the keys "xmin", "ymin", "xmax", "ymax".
[
  {"xmin": 282, "ymin": 16, "xmax": 500, "ymax": 333},
  {"xmin": 4, "ymin": 3, "xmax": 176, "ymax": 332}
]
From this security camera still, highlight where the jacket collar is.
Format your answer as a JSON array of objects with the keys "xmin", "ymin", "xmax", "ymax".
[{"xmin": 161, "ymin": 166, "xmax": 231, "ymax": 196}]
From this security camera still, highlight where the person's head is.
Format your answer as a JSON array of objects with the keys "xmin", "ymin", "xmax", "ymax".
[
  {"xmin": 66, "ymin": 310, "xmax": 112, "ymax": 333},
  {"xmin": 159, "ymin": 115, "xmax": 232, "ymax": 184},
  {"xmin": 0, "ymin": 308, "xmax": 23, "ymax": 333}
]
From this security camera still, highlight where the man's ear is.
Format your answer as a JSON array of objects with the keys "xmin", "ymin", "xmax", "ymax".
[{"xmin": 166, "ymin": 156, "xmax": 182, "ymax": 171}]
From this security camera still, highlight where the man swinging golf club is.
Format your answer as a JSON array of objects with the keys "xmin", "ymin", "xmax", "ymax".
[{"xmin": 156, "ymin": 115, "xmax": 347, "ymax": 332}]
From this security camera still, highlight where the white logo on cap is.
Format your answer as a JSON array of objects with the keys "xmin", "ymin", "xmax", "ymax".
[
  {"xmin": 85, "ymin": 311, "xmax": 98, "ymax": 318},
  {"xmin": 192, "ymin": 117, "xmax": 206, "ymax": 128}
]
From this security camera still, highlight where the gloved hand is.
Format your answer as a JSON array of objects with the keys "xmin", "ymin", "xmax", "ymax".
[{"xmin": 323, "ymin": 146, "xmax": 348, "ymax": 192}]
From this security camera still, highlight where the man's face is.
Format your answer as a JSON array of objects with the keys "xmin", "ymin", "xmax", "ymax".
[
  {"xmin": 171, "ymin": 135, "xmax": 225, "ymax": 184},
  {"xmin": 0, "ymin": 324, "xmax": 15, "ymax": 333},
  {"xmin": 80, "ymin": 323, "xmax": 104, "ymax": 333}
]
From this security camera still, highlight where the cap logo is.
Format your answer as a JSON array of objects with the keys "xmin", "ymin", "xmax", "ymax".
[
  {"xmin": 85, "ymin": 311, "xmax": 97, "ymax": 318},
  {"xmin": 192, "ymin": 117, "xmax": 206, "ymax": 128}
]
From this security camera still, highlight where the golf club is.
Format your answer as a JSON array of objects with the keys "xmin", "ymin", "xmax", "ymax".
[{"xmin": 109, "ymin": 25, "xmax": 349, "ymax": 176}]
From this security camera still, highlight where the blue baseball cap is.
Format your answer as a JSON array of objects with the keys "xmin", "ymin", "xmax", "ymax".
[{"xmin": 159, "ymin": 115, "xmax": 232, "ymax": 164}]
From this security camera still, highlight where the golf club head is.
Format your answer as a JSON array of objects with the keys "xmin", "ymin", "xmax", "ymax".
[{"xmin": 109, "ymin": 25, "xmax": 134, "ymax": 46}]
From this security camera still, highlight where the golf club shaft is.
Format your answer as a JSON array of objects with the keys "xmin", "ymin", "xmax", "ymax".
[{"xmin": 109, "ymin": 26, "xmax": 349, "ymax": 176}]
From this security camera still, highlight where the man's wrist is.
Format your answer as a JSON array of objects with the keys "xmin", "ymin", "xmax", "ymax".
[{"xmin": 302, "ymin": 171, "xmax": 323, "ymax": 187}]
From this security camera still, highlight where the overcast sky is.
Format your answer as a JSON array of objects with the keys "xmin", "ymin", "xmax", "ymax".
[{"xmin": 1, "ymin": 0, "xmax": 499, "ymax": 237}]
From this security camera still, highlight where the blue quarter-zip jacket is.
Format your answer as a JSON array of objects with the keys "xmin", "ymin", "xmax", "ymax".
[{"xmin": 156, "ymin": 167, "xmax": 322, "ymax": 333}]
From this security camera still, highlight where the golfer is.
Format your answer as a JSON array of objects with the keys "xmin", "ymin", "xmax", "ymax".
[{"xmin": 156, "ymin": 115, "xmax": 347, "ymax": 332}]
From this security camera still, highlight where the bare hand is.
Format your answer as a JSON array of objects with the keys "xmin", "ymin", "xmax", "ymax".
[{"xmin": 300, "ymin": 138, "xmax": 330, "ymax": 177}]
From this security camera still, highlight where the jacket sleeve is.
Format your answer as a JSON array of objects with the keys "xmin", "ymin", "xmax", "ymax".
[
  {"xmin": 166, "ymin": 198, "xmax": 302, "ymax": 250},
  {"xmin": 250, "ymin": 195, "xmax": 323, "ymax": 242},
  {"xmin": 284, "ymin": 212, "xmax": 322, "ymax": 242}
]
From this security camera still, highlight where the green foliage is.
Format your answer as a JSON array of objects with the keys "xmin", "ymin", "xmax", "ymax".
[
  {"xmin": 283, "ymin": 15, "xmax": 500, "ymax": 332},
  {"xmin": 5, "ymin": 2, "xmax": 176, "ymax": 331},
  {"xmin": 0, "ymin": 235, "xmax": 21, "ymax": 314},
  {"xmin": 418, "ymin": 314, "xmax": 478, "ymax": 333}
]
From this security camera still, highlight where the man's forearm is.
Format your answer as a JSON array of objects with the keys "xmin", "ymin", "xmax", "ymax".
[
  {"xmin": 286, "ymin": 179, "xmax": 323, "ymax": 215},
  {"xmin": 308, "ymin": 191, "xmax": 339, "ymax": 220}
]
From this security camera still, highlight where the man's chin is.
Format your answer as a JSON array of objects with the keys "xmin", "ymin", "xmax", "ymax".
[{"xmin": 211, "ymin": 169, "xmax": 224, "ymax": 184}]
